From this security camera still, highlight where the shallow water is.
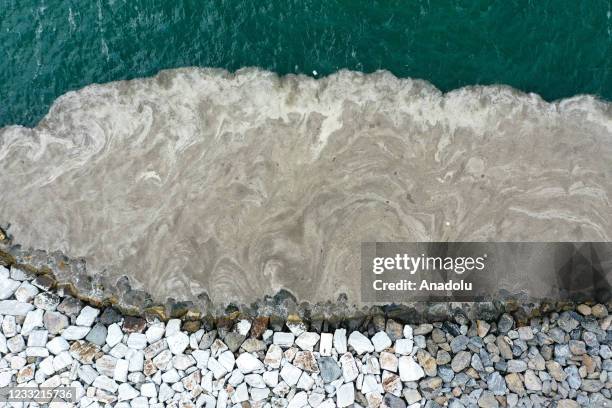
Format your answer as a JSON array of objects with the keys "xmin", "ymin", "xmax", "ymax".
[{"xmin": 1, "ymin": 68, "xmax": 611, "ymax": 305}]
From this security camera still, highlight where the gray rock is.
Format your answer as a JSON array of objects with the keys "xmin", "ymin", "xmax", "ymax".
[
  {"xmin": 497, "ymin": 314, "xmax": 514, "ymax": 334},
  {"xmin": 487, "ymin": 371, "xmax": 506, "ymax": 395},
  {"xmin": 451, "ymin": 351, "xmax": 471, "ymax": 373},
  {"xmin": 33, "ymin": 292, "xmax": 60, "ymax": 310},
  {"xmin": 450, "ymin": 335, "xmax": 470, "ymax": 353},
  {"xmin": 506, "ymin": 360, "xmax": 527, "ymax": 373},
  {"xmin": 86, "ymin": 323, "xmax": 108, "ymax": 346},
  {"xmin": 558, "ymin": 312, "xmax": 579, "ymax": 333},
  {"xmin": 318, "ymin": 356, "xmax": 341, "ymax": 383},
  {"xmin": 43, "ymin": 311, "xmax": 69, "ymax": 334},
  {"xmin": 382, "ymin": 393, "xmax": 406, "ymax": 408}
]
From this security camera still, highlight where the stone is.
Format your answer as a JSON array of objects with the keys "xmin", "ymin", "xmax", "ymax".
[
  {"xmin": 21, "ymin": 308, "xmax": 44, "ymax": 334},
  {"xmin": 85, "ymin": 323, "xmax": 108, "ymax": 346},
  {"xmin": 93, "ymin": 375, "xmax": 119, "ymax": 393},
  {"xmin": 319, "ymin": 356, "xmax": 342, "ymax": 383},
  {"xmin": 334, "ymin": 328, "xmax": 347, "ymax": 353},
  {"xmin": 478, "ymin": 391, "xmax": 499, "ymax": 408},
  {"xmin": 43, "ymin": 311, "xmax": 69, "ymax": 334},
  {"xmin": 506, "ymin": 360, "xmax": 527, "ymax": 373},
  {"xmin": 280, "ymin": 363, "xmax": 302, "ymax": 386},
  {"xmin": 0, "ymin": 278, "xmax": 20, "ymax": 300},
  {"xmin": 236, "ymin": 352, "xmax": 264, "ymax": 373},
  {"xmin": 395, "ymin": 338, "xmax": 413, "ymax": 355},
  {"xmin": 497, "ymin": 314, "xmax": 514, "ymax": 334},
  {"xmin": 348, "ymin": 331, "xmax": 374, "ymax": 354},
  {"xmin": 62, "ymin": 325, "xmax": 91, "ymax": 340},
  {"xmin": 524, "ymin": 370, "xmax": 542, "ymax": 391},
  {"xmin": 223, "ymin": 332, "xmax": 245, "ymax": 352},
  {"xmin": 27, "ymin": 329, "xmax": 48, "ymax": 347},
  {"xmin": 371, "ymin": 331, "xmax": 392, "ymax": 352},
  {"xmin": 451, "ymin": 351, "xmax": 471, "ymax": 373},
  {"xmin": 264, "ymin": 344, "xmax": 283, "ymax": 368},
  {"xmin": 127, "ymin": 333, "xmax": 148, "ymax": 349},
  {"xmin": 476, "ymin": 320, "xmax": 490, "ymax": 337},
  {"xmin": 106, "ymin": 323, "xmax": 124, "ymax": 347},
  {"xmin": 557, "ymin": 312, "xmax": 579, "ymax": 333},
  {"xmin": 295, "ymin": 332, "xmax": 320, "ymax": 351},
  {"xmin": 167, "ymin": 332, "xmax": 189, "ymax": 354},
  {"xmin": 287, "ymin": 390, "xmax": 309, "ymax": 408},
  {"xmin": 450, "ymin": 335, "xmax": 469, "ymax": 353},
  {"xmin": 114, "ymin": 359, "xmax": 129, "ymax": 382},
  {"xmin": 486, "ymin": 371, "xmax": 506, "ymax": 395},
  {"xmin": 399, "ymin": 356, "xmax": 425, "ymax": 382},
  {"xmin": 380, "ymin": 351, "xmax": 398, "ymax": 372},
  {"xmin": 504, "ymin": 373, "xmax": 525, "ymax": 396},
  {"xmin": 0, "ymin": 300, "xmax": 34, "ymax": 315},
  {"xmin": 34, "ymin": 292, "xmax": 60, "ymax": 310},
  {"xmin": 294, "ymin": 350, "xmax": 319, "ymax": 373},
  {"xmin": 591, "ymin": 304, "xmax": 608, "ymax": 318},
  {"xmin": 273, "ymin": 332, "xmax": 295, "ymax": 347},
  {"xmin": 76, "ymin": 306, "xmax": 100, "ymax": 327},
  {"xmin": 13, "ymin": 282, "xmax": 39, "ymax": 303},
  {"xmin": 340, "ymin": 352, "xmax": 359, "ymax": 382},
  {"xmin": 336, "ymin": 382, "xmax": 355, "ymax": 407},
  {"xmin": 319, "ymin": 332, "xmax": 333, "ymax": 356}
]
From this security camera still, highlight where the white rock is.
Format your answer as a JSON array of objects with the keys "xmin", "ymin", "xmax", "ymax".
[
  {"xmin": 218, "ymin": 350, "xmax": 235, "ymax": 372},
  {"xmin": 245, "ymin": 373, "xmax": 266, "ymax": 388},
  {"xmin": 207, "ymin": 357, "xmax": 227, "ymax": 379},
  {"xmin": 158, "ymin": 382, "xmax": 174, "ymax": 402},
  {"xmin": 403, "ymin": 325, "xmax": 413, "ymax": 339},
  {"xmin": 114, "ymin": 359, "xmax": 129, "ymax": 382},
  {"xmin": 27, "ymin": 329, "xmax": 48, "ymax": 347},
  {"xmin": 336, "ymin": 382, "xmax": 355, "ymax": 407},
  {"xmin": 295, "ymin": 332, "xmax": 320, "ymax": 351},
  {"xmin": 118, "ymin": 383, "xmax": 139, "ymax": 401},
  {"xmin": 399, "ymin": 356, "xmax": 425, "ymax": 382},
  {"xmin": 236, "ymin": 319, "xmax": 251, "ymax": 336},
  {"xmin": 167, "ymin": 332, "xmax": 189, "ymax": 355},
  {"xmin": 110, "ymin": 343, "xmax": 130, "ymax": 359},
  {"xmin": 228, "ymin": 369, "xmax": 245, "ymax": 386},
  {"xmin": 13, "ymin": 282, "xmax": 39, "ymax": 303},
  {"xmin": 232, "ymin": 382, "xmax": 249, "ymax": 403},
  {"xmin": 75, "ymin": 306, "xmax": 100, "ymax": 327},
  {"xmin": 264, "ymin": 344, "xmax": 283, "ymax": 368},
  {"xmin": 77, "ymin": 364, "xmax": 99, "ymax": 384},
  {"xmin": 106, "ymin": 323, "xmax": 124, "ymax": 347},
  {"xmin": 127, "ymin": 333, "xmax": 148, "ymax": 350},
  {"xmin": 395, "ymin": 338, "xmax": 413, "ymax": 355},
  {"xmin": 153, "ymin": 350, "xmax": 172, "ymax": 371},
  {"xmin": 161, "ymin": 368, "xmax": 180, "ymax": 383},
  {"xmin": 130, "ymin": 396, "xmax": 149, "ymax": 408},
  {"xmin": 172, "ymin": 354, "xmax": 195, "ymax": 370},
  {"xmin": 141, "ymin": 382, "xmax": 157, "ymax": 398},
  {"xmin": 263, "ymin": 370, "xmax": 279, "ymax": 387},
  {"xmin": 348, "ymin": 331, "xmax": 374, "ymax": 355},
  {"xmin": 0, "ymin": 300, "xmax": 33, "ymax": 316},
  {"xmin": 145, "ymin": 323, "xmax": 165, "ymax": 344},
  {"xmin": 0, "ymin": 278, "xmax": 20, "ymax": 300},
  {"xmin": 340, "ymin": 352, "xmax": 359, "ymax": 382},
  {"xmin": 309, "ymin": 392, "xmax": 326, "ymax": 407},
  {"xmin": 334, "ymin": 329, "xmax": 347, "ymax": 354},
  {"xmin": 2, "ymin": 315, "xmax": 17, "ymax": 337},
  {"xmin": 379, "ymin": 351, "xmax": 398, "ymax": 372},
  {"xmin": 371, "ymin": 331, "xmax": 392, "ymax": 352},
  {"xmin": 93, "ymin": 375, "xmax": 118, "ymax": 393},
  {"xmin": 21, "ymin": 309, "xmax": 44, "ymax": 335},
  {"xmin": 319, "ymin": 333, "xmax": 333, "ymax": 356},
  {"xmin": 0, "ymin": 371, "xmax": 13, "ymax": 387},
  {"xmin": 127, "ymin": 350, "xmax": 144, "ymax": 372},
  {"xmin": 287, "ymin": 390, "xmax": 309, "ymax": 408},
  {"xmin": 96, "ymin": 355, "xmax": 118, "ymax": 377},
  {"xmin": 250, "ymin": 387, "xmax": 270, "ymax": 401},
  {"xmin": 62, "ymin": 326, "xmax": 91, "ymax": 340},
  {"xmin": 52, "ymin": 350, "xmax": 73, "ymax": 371},
  {"xmin": 297, "ymin": 372, "xmax": 315, "ymax": 390},
  {"xmin": 192, "ymin": 349, "xmax": 210, "ymax": 369},
  {"xmin": 39, "ymin": 356, "xmax": 55, "ymax": 376},
  {"xmin": 26, "ymin": 346, "xmax": 49, "ymax": 357},
  {"xmin": 235, "ymin": 352, "xmax": 264, "ymax": 373},
  {"xmin": 280, "ymin": 363, "xmax": 302, "ymax": 386},
  {"xmin": 362, "ymin": 374, "xmax": 383, "ymax": 394},
  {"xmin": 7, "ymin": 334, "xmax": 25, "ymax": 353},
  {"xmin": 164, "ymin": 319, "xmax": 181, "ymax": 337},
  {"xmin": 273, "ymin": 332, "xmax": 295, "ymax": 347}
]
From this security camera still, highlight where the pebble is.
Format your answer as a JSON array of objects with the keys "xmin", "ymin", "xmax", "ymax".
[
  {"xmin": 348, "ymin": 331, "xmax": 374, "ymax": 354},
  {"xmin": 399, "ymin": 356, "xmax": 425, "ymax": 381}
]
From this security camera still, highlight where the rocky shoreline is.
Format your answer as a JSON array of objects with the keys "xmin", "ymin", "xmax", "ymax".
[{"xmin": 0, "ymin": 262, "xmax": 610, "ymax": 407}]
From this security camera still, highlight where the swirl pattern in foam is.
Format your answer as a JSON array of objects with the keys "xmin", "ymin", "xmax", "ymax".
[{"xmin": 1, "ymin": 68, "xmax": 611, "ymax": 305}]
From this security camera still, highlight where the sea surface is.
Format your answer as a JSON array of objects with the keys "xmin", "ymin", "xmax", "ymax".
[{"xmin": 1, "ymin": 0, "xmax": 611, "ymax": 128}]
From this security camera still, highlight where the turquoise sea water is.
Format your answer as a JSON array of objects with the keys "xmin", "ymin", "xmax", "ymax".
[{"xmin": 1, "ymin": 0, "xmax": 611, "ymax": 128}]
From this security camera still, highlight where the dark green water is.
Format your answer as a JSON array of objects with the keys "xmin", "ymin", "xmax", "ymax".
[{"xmin": 1, "ymin": 0, "xmax": 611, "ymax": 128}]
